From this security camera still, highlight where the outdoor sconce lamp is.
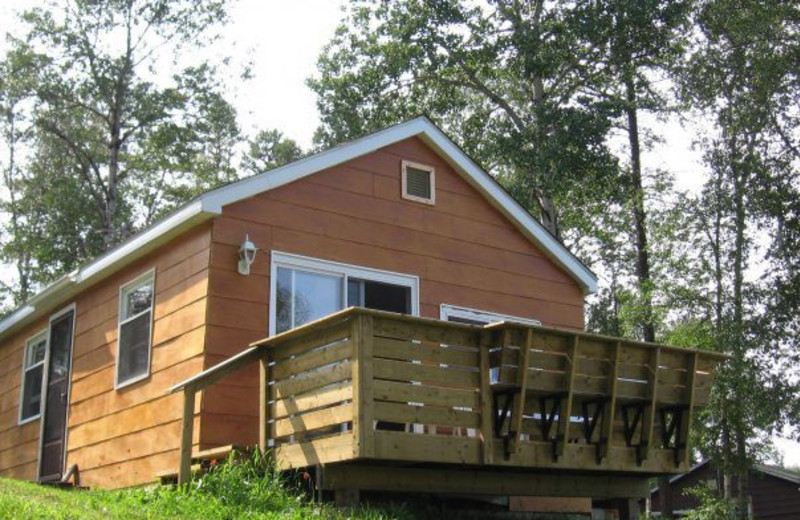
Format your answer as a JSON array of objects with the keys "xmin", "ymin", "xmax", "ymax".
[{"xmin": 237, "ymin": 235, "xmax": 258, "ymax": 275}]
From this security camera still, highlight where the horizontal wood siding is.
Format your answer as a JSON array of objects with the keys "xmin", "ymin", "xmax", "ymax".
[
  {"xmin": 0, "ymin": 223, "xmax": 211, "ymax": 488},
  {"xmin": 201, "ymin": 136, "xmax": 585, "ymax": 450},
  {"xmin": 0, "ymin": 316, "xmax": 51, "ymax": 480}
]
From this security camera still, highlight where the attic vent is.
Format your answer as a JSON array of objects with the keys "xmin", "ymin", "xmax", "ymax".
[{"xmin": 401, "ymin": 160, "xmax": 435, "ymax": 205}]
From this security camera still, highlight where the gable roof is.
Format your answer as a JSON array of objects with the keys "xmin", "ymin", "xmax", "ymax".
[
  {"xmin": 0, "ymin": 116, "xmax": 597, "ymax": 342},
  {"xmin": 651, "ymin": 460, "xmax": 800, "ymax": 493}
]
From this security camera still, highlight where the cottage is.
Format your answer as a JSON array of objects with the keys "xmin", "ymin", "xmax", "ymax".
[
  {"xmin": 647, "ymin": 460, "xmax": 800, "ymax": 519},
  {"xmin": 0, "ymin": 117, "xmax": 723, "ymax": 515}
]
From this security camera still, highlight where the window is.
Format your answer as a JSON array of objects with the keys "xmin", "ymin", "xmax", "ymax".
[
  {"xmin": 401, "ymin": 160, "xmax": 435, "ymax": 205},
  {"xmin": 440, "ymin": 304, "xmax": 541, "ymax": 327},
  {"xmin": 19, "ymin": 331, "xmax": 47, "ymax": 424},
  {"xmin": 271, "ymin": 251, "xmax": 418, "ymax": 335},
  {"xmin": 116, "ymin": 270, "xmax": 155, "ymax": 387}
]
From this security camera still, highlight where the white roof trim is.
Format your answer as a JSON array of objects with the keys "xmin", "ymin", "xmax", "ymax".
[{"xmin": 0, "ymin": 116, "xmax": 596, "ymax": 342}]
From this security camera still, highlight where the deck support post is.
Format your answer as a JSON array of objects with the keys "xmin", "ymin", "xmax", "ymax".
[
  {"xmin": 178, "ymin": 385, "xmax": 196, "ymax": 485},
  {"xmin": 258, "ymin": 352, "xmax": 271, "ymax": 454}
]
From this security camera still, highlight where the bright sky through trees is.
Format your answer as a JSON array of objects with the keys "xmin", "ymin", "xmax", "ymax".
[{"xmin": 0, "ymin": 0, "xmax": 796, "ymax": 467}]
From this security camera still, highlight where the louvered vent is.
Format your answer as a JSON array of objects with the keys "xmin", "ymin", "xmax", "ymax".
[{"xmin": 402, "ymin": 161, "xmax": 435, "ymax": 204}]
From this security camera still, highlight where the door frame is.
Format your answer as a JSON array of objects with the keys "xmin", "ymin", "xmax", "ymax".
[{"xmin": 37, "ymin": 303, "xmax": 77, "ymax": 482}]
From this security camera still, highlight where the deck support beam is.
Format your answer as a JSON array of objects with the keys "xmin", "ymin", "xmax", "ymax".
[{"xmin": 322, "ymin": 464, "xmax": 651, "ymax": 498}]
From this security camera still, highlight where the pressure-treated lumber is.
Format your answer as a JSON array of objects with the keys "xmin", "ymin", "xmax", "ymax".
[
  {"xmin": 322, "ymin": 464, "xmax": 651, "ymax": 498},
  {"xmin": 178, "ymin": 386, "xmax": 195, "ymax": 485},
  {"xmin": 167, "ymin": 307, "xmax": 727, "ymax": 482},
  {"xmin": 556, "ymin": 336, "xmax": 580, "ymax": 458}
]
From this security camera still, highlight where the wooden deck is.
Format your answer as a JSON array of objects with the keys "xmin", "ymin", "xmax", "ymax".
[{"xmin": 170, "ymin": 308, "xmax": 726, "ymax": 494}]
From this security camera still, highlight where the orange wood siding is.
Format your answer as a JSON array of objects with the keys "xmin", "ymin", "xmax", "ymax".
[
  {"xmin": 0, "ymin": 317, "xmax": 51, "ymax": 480},
  {"xmin": 201, "ymin": 136, "xmax": 585, "ymax": 449},
  {"xmin": 0, "ymin": 223, "xmax": 211, "ymax": 488}
]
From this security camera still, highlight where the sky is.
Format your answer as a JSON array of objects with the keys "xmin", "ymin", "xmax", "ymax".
[{"xmin": 0, "ymin": 0, "xmax": 797, "ymax": 467}]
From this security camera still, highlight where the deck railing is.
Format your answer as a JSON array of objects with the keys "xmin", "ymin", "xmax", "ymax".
[{"xmin": 170, "ymin": 307, "xmax": 726, "ymax": 485}]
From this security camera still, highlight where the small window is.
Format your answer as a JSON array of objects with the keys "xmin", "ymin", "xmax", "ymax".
[
  {"xmin": 116, "ymin": 270, "xmax": 155, "ymax": 388},
  {"xmin": 402, "ymin": 160, "xmax": 435, "ymax": 205},
  {"xmin": 19, "ymin": 331, "xmax": 47, "ymax": 423}
]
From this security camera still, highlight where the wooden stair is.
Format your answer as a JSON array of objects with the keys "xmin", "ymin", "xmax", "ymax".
[{"xmin": 155, "ymin": 445, "xmax": 248, "ymax": 484}]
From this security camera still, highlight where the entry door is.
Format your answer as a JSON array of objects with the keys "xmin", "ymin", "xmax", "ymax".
[{"xmin": 39, "ymin": 308, "xmax": 75, "ymax": 482}]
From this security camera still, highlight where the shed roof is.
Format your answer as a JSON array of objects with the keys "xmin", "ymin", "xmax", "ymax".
[{"xmin": 0, "ymin": 116, "xmax": 597, "ymax": 341}]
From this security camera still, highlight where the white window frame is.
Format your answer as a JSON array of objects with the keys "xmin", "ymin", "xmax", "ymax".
[
  {"xmin": 18, "ymin": 329, "xmax": 48, "ymax": 425},
  {"xmin": 269, "ymin": 251, "xmax": 420, "ymax": 336},
  {"xmin": 439, "ymin": 303, "xmax": 541, "ymax": 326},
  {"xmin": 115, "ymin": 269, "xmax": 156, "ymax": 389},
  {"xmin": 401, "ymin": 160, "xmax": 436, "ymax": 205}
]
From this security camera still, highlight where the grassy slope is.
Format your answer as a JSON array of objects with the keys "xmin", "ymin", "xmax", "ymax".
[{"xmin": 0, "ymin": 457, "xmax": 409, "ymax": 520}]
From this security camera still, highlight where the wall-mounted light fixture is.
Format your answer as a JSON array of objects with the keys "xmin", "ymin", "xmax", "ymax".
[{"xmin": 237, "ymin": 235, "xmax": 258, "ymax": 275}]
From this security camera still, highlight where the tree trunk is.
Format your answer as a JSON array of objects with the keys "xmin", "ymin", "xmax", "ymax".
[{"xmin": 624, "ymin": 71, "xmax": 656, "ymax": 343}]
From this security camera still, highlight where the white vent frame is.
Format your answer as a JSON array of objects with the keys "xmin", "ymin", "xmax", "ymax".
[{"xmin": 401, "ymin": 160, "xmax": 436, "ymax": 205}]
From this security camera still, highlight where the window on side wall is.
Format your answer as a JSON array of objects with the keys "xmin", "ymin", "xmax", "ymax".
[
  {"xmin": 19, "ymin": 331, "xmax": 47, "ymax": 423},
  {"xmin": 116, "ymin": 270, "xmax": 155, "ymax": 388}
]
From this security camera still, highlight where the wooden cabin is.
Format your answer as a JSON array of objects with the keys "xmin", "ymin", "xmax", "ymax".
[
  {"xmin": 647, "ymin": 460, "xmax": 800, "ymax": 519},
  {"xmin": 0, "ymin": 117, "xmax": 724, "ymax": 512}
]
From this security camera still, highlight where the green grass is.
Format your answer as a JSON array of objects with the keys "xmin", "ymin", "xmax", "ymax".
[{"xmin": 0, "ymin": 452, "xmax": 411, "ymax": 520}]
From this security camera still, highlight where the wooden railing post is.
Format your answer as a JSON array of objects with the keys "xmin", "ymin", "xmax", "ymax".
[
  {"xmin": 678, "ymin": 352, "xmax": 699, "ymax": 466},
  {"xmin": 351, "ymin": 313, "xmax": 374, "ymax": 459},
  {"xmin": 556, "ymin": 335, "xmax": 580, "ymax": 459},
  {"xmin": 479, "ymin": 330, "xmax": 494, "ymax": 465},
  {"xmin": 509, "ymin": 329, "xmax": 532, "ymax": 455},
  {"xmin": 178, "ymin": 385, "xmax": 196, "ymax": 485},
  {"xmin": 599, "ymin": 341, "xmax": 621, "ymax": 462},
  {"xmin": 639, "ymin": 347, "xmax": 661, "ymax": 463},
  {"xmin": 259, "ymin": 351, "xmax": 271, "ymax": 454}
]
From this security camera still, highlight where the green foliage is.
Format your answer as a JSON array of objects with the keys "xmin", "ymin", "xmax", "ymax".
[
  {"xmin": 0, "ymin": 0, "xmax": 240, "ymax": 297},
  {"xmin": 680, "ymin": 485, "xmax": 738, "ymax": 520},
  {"xmin": 241, "ymin": 129, "xmax": 305, "ymax": 177},
  {"xmin": 309, "ymin": 0, "xmax": 619, "ymax": 237},
  {"xmin": 0, "ymin": 452, "xmax": 410, "ymax": 519}
]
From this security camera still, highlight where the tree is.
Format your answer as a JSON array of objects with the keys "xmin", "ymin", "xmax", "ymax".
[
  {"xmin": 309, "ymin": 0, "xmax": 618, "ymax": 240},
  {"xmin": 0, "ymin": 44, "xmax": 43, "ymax": 306},
  {"xmin": 680, "ymin": 0, "xmax": 800, "ymax": 515},
  {"xmin": 241, "ymin": 129, "xmax": 304, "ymax": 177},
  {"xmin": 572, "ymin": 0, "xmax": 692, "ymax": 344},
  {"xmin": 16, "ymin": 0, "xmax": 232, "ymax": 250}
]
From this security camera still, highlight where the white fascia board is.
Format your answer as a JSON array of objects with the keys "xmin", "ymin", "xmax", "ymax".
[
  {"xmin": 0, "ymin": 306, "xmax": 36, "ymax": 336},
  {"xmin": 415, "ymin": 125, "xmax": 598, "ymax": 294},
  {"xmin": 76, "ymin": 200, "xmax": 211, "ymax": 283}
]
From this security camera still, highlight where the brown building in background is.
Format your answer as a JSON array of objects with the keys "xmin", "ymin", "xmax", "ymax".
[{"xmin": 648, "ymin": 460, "xmax": 800, "ymax": 519}]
